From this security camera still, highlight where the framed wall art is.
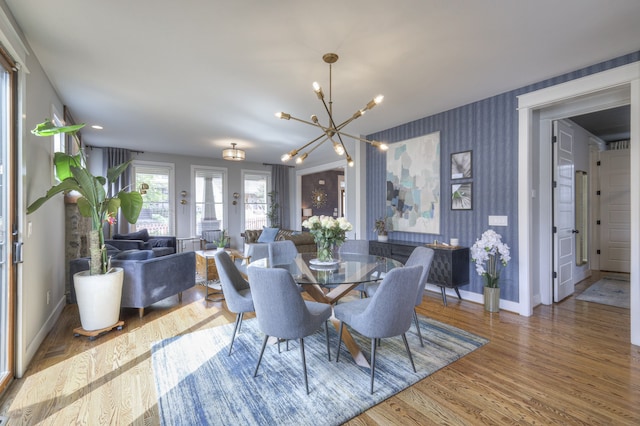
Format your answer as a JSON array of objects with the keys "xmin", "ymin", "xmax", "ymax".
[
  {"xmin": 451, "ymin": 182, "xmax": 472, "ymax": 210},
  {"xmin": 386, "ymin": 131, "xmax": 440, "ymax": 234},
  {"xmin": 451, "ymin": 150, "xmax": 472, "ymax": 179}
]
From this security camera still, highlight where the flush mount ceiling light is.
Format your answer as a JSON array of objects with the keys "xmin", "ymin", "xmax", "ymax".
[
  {"xmin": 277, "ymin": 53, "xmax": 388, "ymax": 167},
  {"xmin": 222, "ymin": 142, "xmax": 246, "ymax": 161}
]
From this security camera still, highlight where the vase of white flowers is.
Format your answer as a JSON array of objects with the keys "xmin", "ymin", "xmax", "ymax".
[
  {"xmin": 471, "ymin": 229, "xmax": 510, "ymax": 312},
  {"xmin": 302, "ymin": 215, "xmax": 353, "ymax": 263}
]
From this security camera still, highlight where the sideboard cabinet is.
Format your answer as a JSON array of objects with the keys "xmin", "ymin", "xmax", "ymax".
[{"xmin": 369, "ymin": 240, "xmax": 470, "ymax": 305}]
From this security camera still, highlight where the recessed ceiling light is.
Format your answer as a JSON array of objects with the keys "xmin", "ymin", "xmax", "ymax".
[{"xmin": 91, "ymin": 125, "xmax": 103, "ymax": 130}]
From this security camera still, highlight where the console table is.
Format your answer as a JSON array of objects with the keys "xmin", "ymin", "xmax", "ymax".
[{"xmin": 369, "ymin": 240, "xmax": 470, "ymax": 306}]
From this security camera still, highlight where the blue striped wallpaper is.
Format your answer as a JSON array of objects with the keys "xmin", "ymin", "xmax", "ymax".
[{"xmin": 366, "ymin": 50, "xmax": 640, "ymax": 302}]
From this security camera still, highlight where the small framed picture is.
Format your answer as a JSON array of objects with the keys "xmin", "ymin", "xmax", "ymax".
[
  {"xmin": 451, "ymin": 150, "xmax": 472, "ymax": 179},
  {"xmin": 451, "ymin": 183, "xmax": 472, "ymax": 210}
]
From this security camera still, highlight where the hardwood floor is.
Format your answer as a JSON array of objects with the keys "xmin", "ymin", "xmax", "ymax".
[{"xmin": 1, "ymin": 272, "xmax": 638, "ymax": 425}]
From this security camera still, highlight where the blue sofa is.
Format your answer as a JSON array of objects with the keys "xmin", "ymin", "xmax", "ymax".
[{"xmin": 69, "ymin": 250, "xmax": 196, "ymax": 318}]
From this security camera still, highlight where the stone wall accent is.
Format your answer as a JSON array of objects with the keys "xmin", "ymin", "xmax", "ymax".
[{"xmin": 65, "ymin": 194, "xmax": 91, "ymax": 303}]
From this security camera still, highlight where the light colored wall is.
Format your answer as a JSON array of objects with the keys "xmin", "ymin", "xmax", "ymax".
[
  {"xmin": 19, "ymin": 32, "xmax": 66, "ymax": 375},
  {"xmin": 132, "ymin": 151, "xmax": 271, "ymax": 248}
]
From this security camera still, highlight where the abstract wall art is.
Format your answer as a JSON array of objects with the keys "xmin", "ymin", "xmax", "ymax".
[{"xmin": 386, "ymin": 131, "xmax": 440, "ymax": 234}]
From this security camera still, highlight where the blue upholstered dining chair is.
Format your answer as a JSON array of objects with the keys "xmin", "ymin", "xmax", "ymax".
[
  {"xmin": 267, "ymin": 240, "xmax": 298, "ymax": 267},
  {"xmin": 338, "ymin": 239, "xmax": 370, "ymax": 256},
  {"xmin": 335, "ymin": 265, "xmax": 423, "ymax": 394},
  {"xmin": 247, "ymin": 266, "xmax": 332, "ymax": 395},
  {"xmin": 338, "ymin": 239, "xmax": 373, "ymax": 297},
  {"xmin": 366, "ymin": 246, "xmax": 435, "ymax": 347},
  {"xmin": 214, "ymin": 251, "xmax": 254, "ymax": 355}
]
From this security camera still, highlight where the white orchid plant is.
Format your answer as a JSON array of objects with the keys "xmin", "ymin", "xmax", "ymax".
[
  {"xmin": 470, "ymin": 229, "xmax": 511, "ymax": 288},
  {"xmin": 302, "ymin": 215, "xmax": 353, "ymax": 261}
]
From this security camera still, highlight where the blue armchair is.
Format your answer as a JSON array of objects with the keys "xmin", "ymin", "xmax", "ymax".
[{"xmin": 69, "ymin": 250, "xmax": 196, "ymax": 318}]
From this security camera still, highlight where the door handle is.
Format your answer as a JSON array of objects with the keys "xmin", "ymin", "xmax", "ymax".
[
  {"xmin": 13, "ymin": 241, "xmax": 23, "ymax": 263},
  {"xmin": 571, "ymin": 229, "xmax": 579, "ymax": 234}
]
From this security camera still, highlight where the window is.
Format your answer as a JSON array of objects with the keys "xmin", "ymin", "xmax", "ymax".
[
  {"xmin": 193, "ymin": 167, "xmax": 226, "ymax": 235},
  {"xmin": 243, "ymin": 171, "xmax": 270, "ymax": 229},
  {"xmin": 133, "ymin": 162, "xmax": 175, "ymax": 235}
]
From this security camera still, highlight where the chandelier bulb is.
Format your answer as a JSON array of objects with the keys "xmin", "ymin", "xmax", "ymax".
[
  {"xmin": 281, "ymin": 149, "xmax": 298, "ymax": 162},
  {"xmin": 333, "ymin": 141, "xmax": 345, "ymax": 156},
  {"xmin": 311, "ymin": 115, "xmax": 319, "ymax": 123},
  {"xmin": 276, "ymin": 112, "xmax": 291, "ymax": 120},
  {"xmin": 371, "ymin": 141, "xmax": 389, "ymax": 151},
  {"xmin": 346, "ymin": 155, "xmax": 354, "ymax": 167},
  {"xmin": 313, "ymin": 82, "xmax": 324, "ymax": 100},
  {"xmin": 374, "ymin": 95, "xmax": 384, "ymax": 104},
  {"xmin": 296, "ymin": 153, "xmax": 308, "ymax": 164}
]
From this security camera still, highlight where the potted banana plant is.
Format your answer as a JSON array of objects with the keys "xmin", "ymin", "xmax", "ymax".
[{"xmin": 27, "ymin": 119, "xmax": 143, "ymax": 331}]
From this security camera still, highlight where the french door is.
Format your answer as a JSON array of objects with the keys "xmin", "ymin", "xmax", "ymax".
[{"xmin": 0, "ymin": 48, "xmax": 17, "ymax": 396}]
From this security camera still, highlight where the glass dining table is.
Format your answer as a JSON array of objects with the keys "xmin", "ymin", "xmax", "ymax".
[{"xmin": 249, "ymin": 252, "xmax": 403, "ymax": 367}]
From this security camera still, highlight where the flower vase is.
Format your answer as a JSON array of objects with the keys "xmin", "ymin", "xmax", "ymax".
[
  {"xmin": 316, "ymin": 241, "xmax": 335, "ymax": 263},
  {"xmin": 483, "ymin": 286, "xmax": 500, "ymax": 312}
]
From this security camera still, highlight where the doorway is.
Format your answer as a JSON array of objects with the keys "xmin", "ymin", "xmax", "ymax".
[{"xmin": 517, "ymin": 61, "xmax": 639, "ymax": 345}]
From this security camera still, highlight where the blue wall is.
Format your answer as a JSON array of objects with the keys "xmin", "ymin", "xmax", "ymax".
[{"xmin": 366, "ymin": 50, "xmax": 640, "ymax": 302}]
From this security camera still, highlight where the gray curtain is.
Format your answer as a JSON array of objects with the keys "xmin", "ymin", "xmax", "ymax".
[
  {"xmin": 271, "ymin": 164, "xmax": 290, "ymax": 229},
  {"xmin": 103, "ymin": 147, "xmax": 132, "ymax": 236}
]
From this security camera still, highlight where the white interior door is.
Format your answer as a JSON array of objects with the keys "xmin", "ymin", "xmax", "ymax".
[
  {"xmin": 599, "ymin": 149, "xmax": 631, "ymax": 273},
  {"xmin": 553, "ymin": 120, "xmax": 576, "ymax": 302}
]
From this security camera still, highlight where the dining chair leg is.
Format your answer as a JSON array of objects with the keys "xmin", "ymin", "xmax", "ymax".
[
  {"xmin": 336, "ymin": 322, "xmax": 344, "ymax": 362},
  {"xmin": 401, "ymin": 333, "xmax": 417, "ymax": 373},
  {"xmin": 413, "ymin": 310, "xmax": 424, "ymax": 347},
  {"xmin": 228, "ymin": 312, "xmax": 243, "ymax": 355},
  {"xmin": 253, "ymin": 335, "xmax": 269, "ymax": 377},
  {"xmin": 300, "ymin": 337, "xmax": 309, "ymax": 395},
  {"xmin": 440, "ymin": 286, "xmax": 448, "ymax": 306},
  {"xmin": 324, "ymin": 321, "xmax": 331, "ymax": 361},
  {"xmin": 370, "ymin": 338, "xmax": 378, "ymax": 394}
]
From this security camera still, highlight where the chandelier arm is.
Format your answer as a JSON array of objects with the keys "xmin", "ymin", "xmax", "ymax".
[
  {"xmin": 291, "ymin": 132, "xmax": 332, "ymax": 157},
  {"xmin": 316, "ymin": 96, "xmax": 350, "ymax": 155},
  {"xmin": 332, "ymin": 129, "xmax": 383, "ymax": 145},
  {"xmin": 287, "ymin": 114, "xmax": 331, "ymax": 129},
  {"xmin": 305, "ymin": 136, "xmax": 329, "ymax": 155},
  {"xmin": 286, "ymin": 114, "xmax": 346, "ymax": 154}
]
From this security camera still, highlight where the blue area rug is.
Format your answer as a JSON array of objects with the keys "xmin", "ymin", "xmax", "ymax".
[
  {"xmin": 576, "ymin": 276, "xmax": 630, "ymax": 308},
  {"xmin": 151, "ymin": 315, "xmax": 488, "ymax": 425}
]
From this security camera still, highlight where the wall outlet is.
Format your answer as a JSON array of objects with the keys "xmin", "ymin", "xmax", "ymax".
[{"xmin": 489, "ymin": 215, "xmax": 508, "ymax": 226}]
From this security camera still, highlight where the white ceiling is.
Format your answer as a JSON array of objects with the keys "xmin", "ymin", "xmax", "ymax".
[{"xmin": 5, "ymin": 0, "xmax": 640, "ymax": 165}]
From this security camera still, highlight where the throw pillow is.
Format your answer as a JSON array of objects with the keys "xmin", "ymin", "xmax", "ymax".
[
  {"xmin": 114, "ymin": 249, "xmax": 154, "ymax": 260},
  {"xmin": 257, "ymin": 227, "xmax": 279, "ymax": 243},
  {"xmin": 149, "ymin": 238, "xmax": 169, "ymax": 247},
  {"xmin": 113, "ymin": 229, "xmax": 150, "ymax": 241}
]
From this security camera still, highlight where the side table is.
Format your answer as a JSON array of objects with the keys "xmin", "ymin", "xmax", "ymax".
[{"xmin": 195, "ymin": 250, "xmax": 224, "ymax": 302}]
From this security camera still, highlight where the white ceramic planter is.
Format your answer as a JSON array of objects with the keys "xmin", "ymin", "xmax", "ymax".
[
  {"xmin": 74, "ymin": 267, "xmax": 124, "ymax": 331},
  {"xmin": 377, "ymin": 234, "xmax": 388, "ymax": 242}
]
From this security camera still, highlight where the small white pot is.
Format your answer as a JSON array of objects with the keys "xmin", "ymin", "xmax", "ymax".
[
  {"xmin": 377, "ymin": 234, "xmax": 389, "ymax": 242},
  {"xmin": 74, "ymin": 267, "xmax": 124, "ymax": 331}
]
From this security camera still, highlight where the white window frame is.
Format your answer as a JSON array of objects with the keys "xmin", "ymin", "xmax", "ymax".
[
  {"xmin": 242, "ymin": 170, "xmax": 271, "ymax": 230},
  {"xmin": 191, "ymin": 165, "xmax": 228, "ymax": 236},
  {"xmin": 132, "ymin": 160, "xmax": 175, "ymax": 235}
]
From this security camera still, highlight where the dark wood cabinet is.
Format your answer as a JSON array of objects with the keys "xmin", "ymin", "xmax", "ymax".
[{"xmin": 369, "ymin": 240, "xmax": 470, "ymax": 305}]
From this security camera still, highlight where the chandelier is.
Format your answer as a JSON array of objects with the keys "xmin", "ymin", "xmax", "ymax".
[
  {"xmin": 277, "ymin": 53, "xmax": 388, "ymax": 167},
  {"xmin": 222, "ymin": 142, "xmax": 246, "ymax": 161}
]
